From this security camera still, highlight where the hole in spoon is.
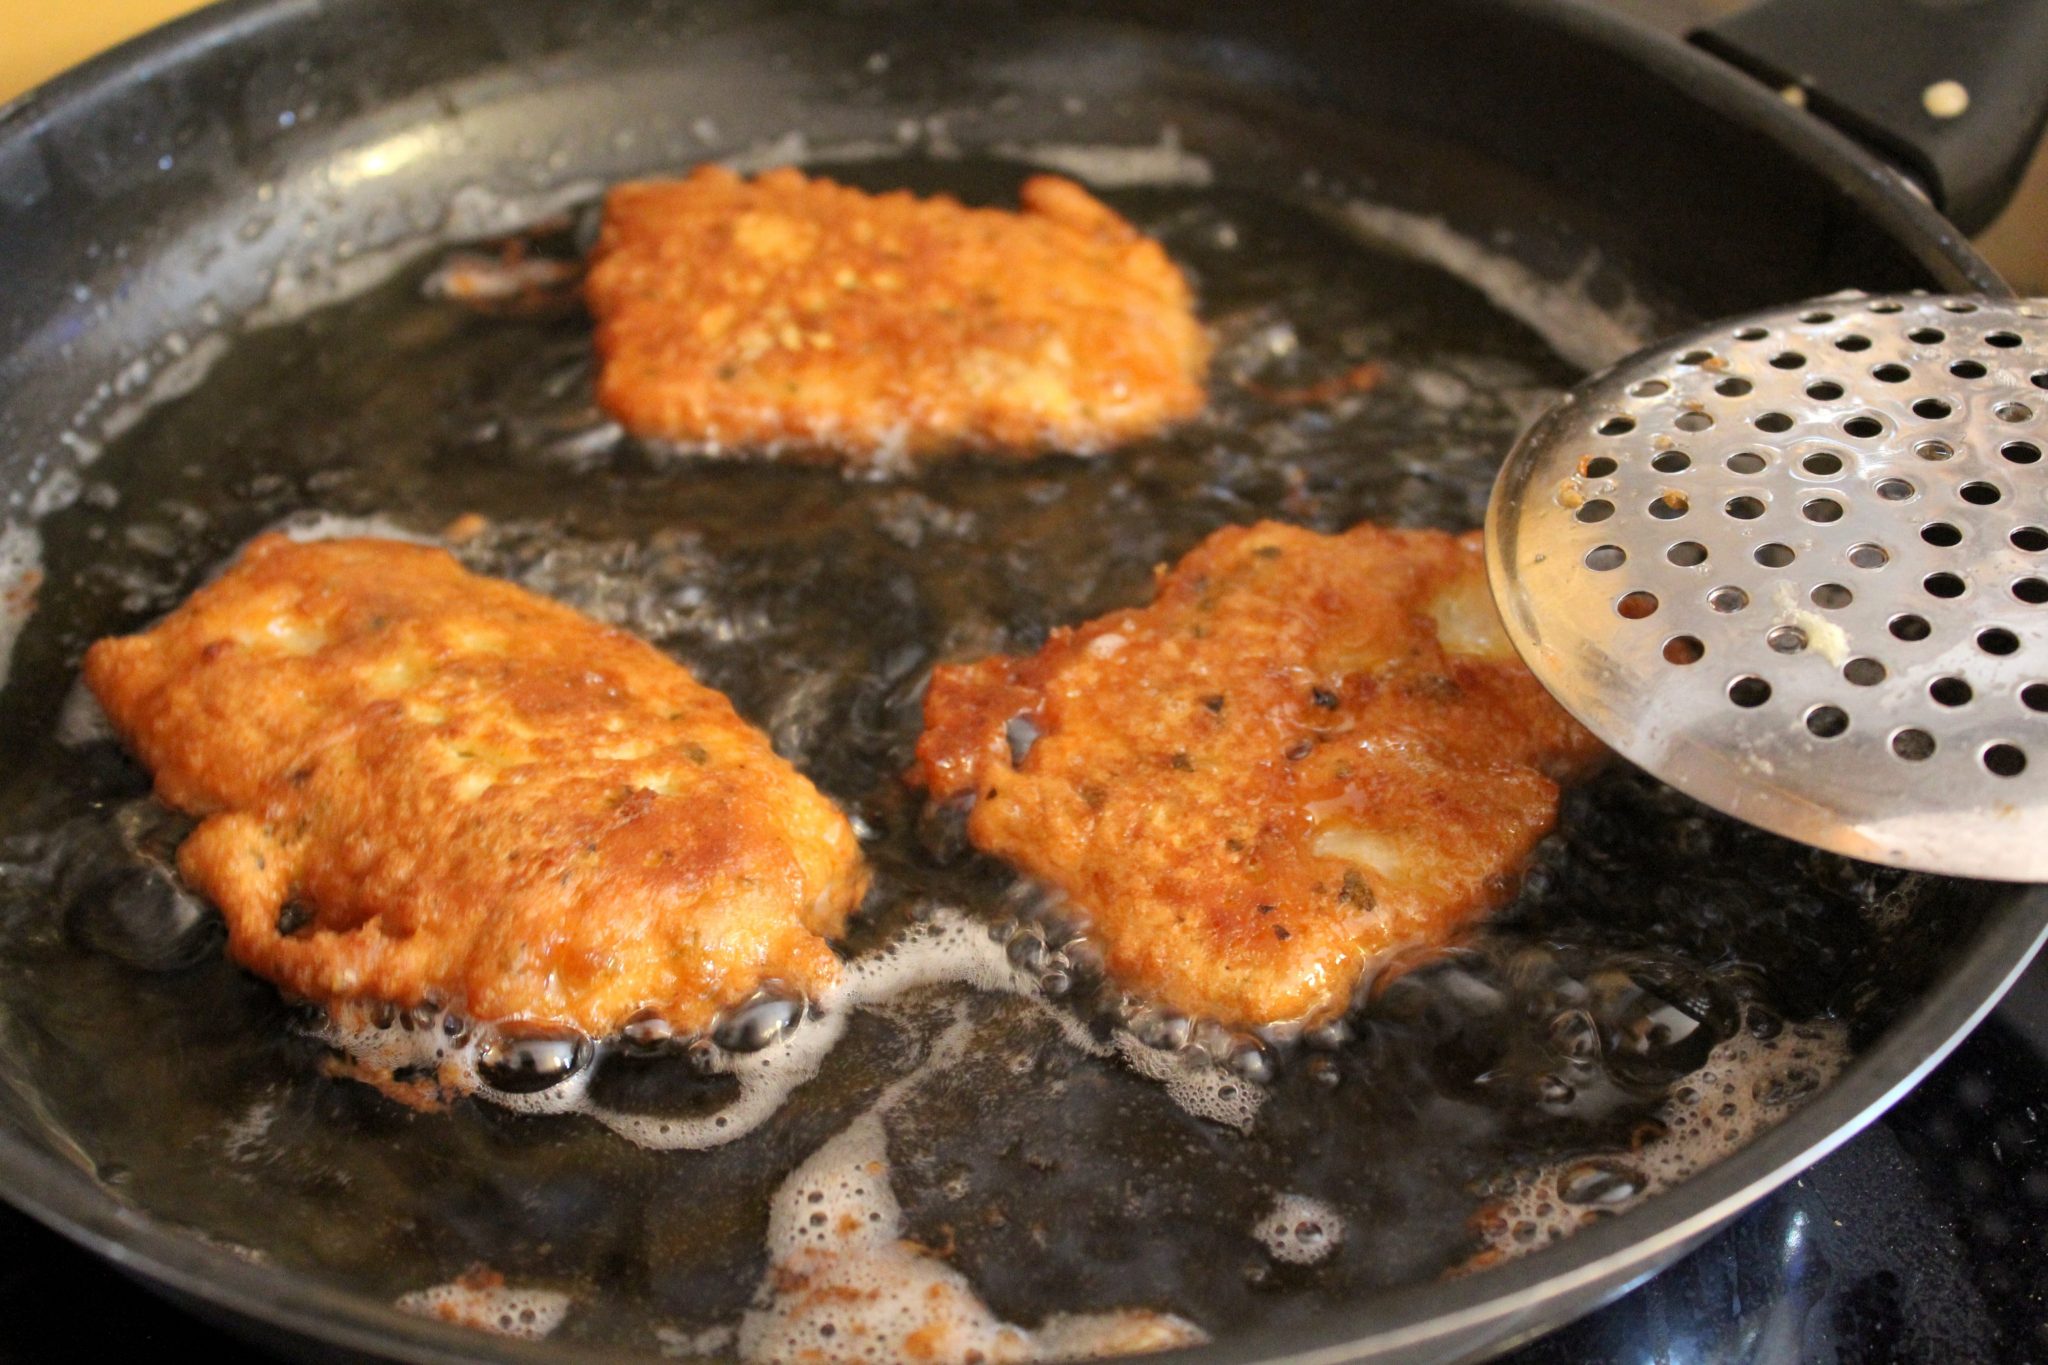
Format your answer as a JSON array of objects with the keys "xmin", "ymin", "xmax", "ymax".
[
  {"xmin": 1753, "ymin": 543, "xmax": 1794, "ymax": 568},
  {"xmin": 1666, "ymin": 541, "xmax": 1707, "ymax": 567},
  {"xmin": 1616, "ymin": 591, "xmax": 1659, "ymax": 620},
  {"xmin": 1891, "ymin": 728, "xmax": 1936, "ymax": 761},
  {"xmin": 1584, "ymin": 545, "xmax": 1626, "ymax": 571},
  {"xmin": 1984, "ymin": 743, "xmax": 2027, "ymax": 776},
  {"xmin": 1728, "ymin": 676, "xmax": 1771, "ymax": 707},
  {"xmin": 1929, "ymin": 677, "xmax": 1973, "ymax": 707},
  {"xmin": 1805, "ymin": 705, "xmax": 1848, "ymax": 738},
  {"xmin": 1663, "ymin": 635, "xmax": 1704, "ymax": 665}
]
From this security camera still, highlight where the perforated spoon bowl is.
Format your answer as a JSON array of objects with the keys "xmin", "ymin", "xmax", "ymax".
[{"xmin": 1488, "ymin": 292, "xmax": 2048, "ymax": 881}]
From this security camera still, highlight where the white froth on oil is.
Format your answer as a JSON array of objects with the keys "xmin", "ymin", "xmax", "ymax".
[
  {"xmin": 658, "ymin": 1323, "xmax": 737, "ymax": 1358},
  {"xmin": 317, "ymin": 908, "xmax": 1266, "ymax": 1149},
  {"xmin": 1112, "ymin": 1032, "xmax": 1265, "ymax": 1133},
  {"xmin": 396, "ymin": 1273, "xmax": 571, "ymax": 1341},
  {"xmin": 723, "ymin": 132, "xmax": 945, "ymax": 176},
  {"xmin": 1252, "ymin": 1194, "xmax": 1345, "ymax": 1266},
  {"xmin": 596, "ymin": 913, "xmax": 1040, "ymax": 1149},
  {"xmin": 95, "ymin": 333, "xmax": 233, "ymax": 444},
  {"xmin": 49, "ymin": 329, "xmax": 232, "ymax": 482},
  {"xmin": 740, "ymin": 1113, "xmax": 1204, "ymax": 1364},
  {"xmin": 1337, "ymin": 201, "xmax": 1654, "ymax": 373},
  {"xmin": 1476, "ymin": 1016, "xmax": 1850, "ymax": 1260},
  {"xmin": 273, "ymin": 510, "xmax": 438, "ymax": 545},
  {"xmin": 994, "ymin": 128, "xmax": 1214, "ymax": 188},
  {"xmin": 733, "ymin": 1010, "xmax": 1206, "ymax": 1364},
  {"xmin": 0, "ymin": 521, "xmax": 42, "ymax": 692}
]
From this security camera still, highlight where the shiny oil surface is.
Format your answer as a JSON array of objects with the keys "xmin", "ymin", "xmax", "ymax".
[{"xmin": 0, "ymin": 169, "xmax": 1996, "ymax": 1354}]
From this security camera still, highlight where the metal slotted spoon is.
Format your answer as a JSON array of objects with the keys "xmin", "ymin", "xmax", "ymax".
[{"xmin": 1488, "ymin": 292, "xmax": 2048, "ymax": 882}]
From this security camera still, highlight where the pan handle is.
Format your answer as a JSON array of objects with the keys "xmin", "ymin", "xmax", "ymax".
[{"xmin": 1692, "ymin": 0, "xmax": 2048, "ymax": 234}]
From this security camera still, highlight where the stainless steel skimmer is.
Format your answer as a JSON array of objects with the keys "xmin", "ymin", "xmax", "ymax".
[{"xmin": 1487, "ymin": 292, "xmax": 2048, "ymax": 881}]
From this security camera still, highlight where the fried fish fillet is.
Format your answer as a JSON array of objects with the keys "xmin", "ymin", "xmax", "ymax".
[
  {"xmin": 914, "ymin": 522, "xmax": 1603, "ymax": 1030},
  {"xmin": 585, "ymin": 166, "xmax": 1210, "ymax": 469},
  {"xmin": 83, "ymin": 534, "xmax": 867, "ymax": 1038}
]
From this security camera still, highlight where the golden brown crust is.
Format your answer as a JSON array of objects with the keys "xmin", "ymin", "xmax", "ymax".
[
  {"xmin": 83, "ymin": 534, "xmax": 868, "ymax": 1037},
  {"xmin": 584, "ymin": 166, "xmax": 1210, "ymax": 468},
  {"xmin": 913, "ymin": 522, "xmax": 1603, "ymax": 1030}
]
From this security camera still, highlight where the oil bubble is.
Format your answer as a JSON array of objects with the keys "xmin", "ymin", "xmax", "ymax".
[
  {"xmin": 713, "ymin": 989, "xmax": 807, "ymax": 1053},
  {"xmin": 1557, "ymin": 1159, "xmax": 1645, "ymax": 1207},
  {"xmin": 620, "ymin": 1009, "xmax": 674, "ymax": 1053},
  {"xmin": 475, "ymin": 1024, "xmax": 593, "ymax": 1094}
]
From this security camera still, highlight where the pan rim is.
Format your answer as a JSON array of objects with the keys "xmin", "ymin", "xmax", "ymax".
[{"xmin": 0, "ymin": 0, "xmax": 2032, "ymax": 1360}]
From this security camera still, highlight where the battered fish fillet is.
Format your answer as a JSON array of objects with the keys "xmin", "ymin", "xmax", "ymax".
[
  {"xmin": 584, "ymin": 166, "xmax": 1210, "ymax": 468},
  {"xmin": 914, "ymin": 522, "xmax": 1604, "ymax": 1030},
  {"xmin": 83, "ymin": 534, "xmax": 868, "ymax": 1038}
]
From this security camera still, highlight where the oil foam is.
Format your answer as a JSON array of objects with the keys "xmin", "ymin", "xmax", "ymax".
[
  {"xmin": 0, "ymin": 521, "xmax": 43, "ymax": 691},
  {"xmin": 1476, "ymin": 1016, "xmax": 1850, "ymax": 1259},
  {"xmin": 316, "ymin": 910, "xmax": 1247, "ymax": 1150},
  {"xmin": 1337, "ymin": 201, "xmax": 1654, "ymax": 373},
  {"xmin": 1252, "ymin": 1193, "xmax": 1345, "ymax": 1266},
  {"xmin": 729, "ymin": 1010, "xmax": 1206, "ymax": 1364},
  {"xmin": 994, "ymin": 128, "xmax": 1215, "ymax": 188},
  {"xmin": 396, "ymin": 1272, "xmax": 571, "ymax": 1341}
]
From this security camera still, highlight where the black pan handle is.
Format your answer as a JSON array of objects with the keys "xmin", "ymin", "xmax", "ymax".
[{"xmin": 1693, "ymin": 0, "xmax": 2048, "ymax": 234}]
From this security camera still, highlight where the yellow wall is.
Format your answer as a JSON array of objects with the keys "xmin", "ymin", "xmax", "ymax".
[{"xmin": 0, "ymin": 0, "xmax": 215, "ymax": 103}]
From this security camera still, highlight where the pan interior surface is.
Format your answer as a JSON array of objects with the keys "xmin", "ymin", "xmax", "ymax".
[{"xmin": 0, "ymin": 3, "xmax": 2034, "ymax": 1362}]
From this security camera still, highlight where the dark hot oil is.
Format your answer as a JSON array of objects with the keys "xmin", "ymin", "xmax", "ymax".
[{"xmin": 0, "ymin": 166, "xmax": 1993, "ymax": 1354}]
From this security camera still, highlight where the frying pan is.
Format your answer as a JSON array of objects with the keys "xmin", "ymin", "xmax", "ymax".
[{"xmin": 2, "ymin": 1, "xmax": 2046, "ymax": 1361}]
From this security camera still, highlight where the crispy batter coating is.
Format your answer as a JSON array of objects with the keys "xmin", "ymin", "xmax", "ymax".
[
  {"xmin": 585, "ymin": 166, "xmax": 1210, "ymax": 469},
  {"xmin": 83, "ymin": 534, "xmax": 867, "ymax": 1037},
  {"xmin": 914, "ymin": 522, "xmax": 1603, "ymax": 1030}
]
